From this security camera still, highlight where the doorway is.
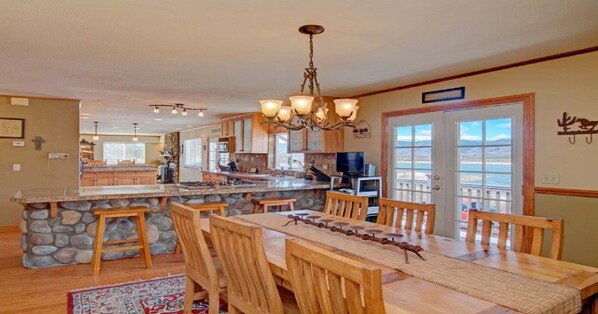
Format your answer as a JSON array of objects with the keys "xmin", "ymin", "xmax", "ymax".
[{"xmin": 387, "ymin": 102, "xmax": 524, "ymax": 240}]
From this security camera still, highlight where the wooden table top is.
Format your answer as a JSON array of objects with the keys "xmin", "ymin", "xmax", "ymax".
[{"xmin": 200, "ymin": 210, "xmax": 598, "ymax": 313}]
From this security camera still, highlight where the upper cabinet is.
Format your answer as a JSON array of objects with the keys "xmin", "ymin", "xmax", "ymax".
[
  {"xmin": 287, "ymin": 96, "xmax": 344, "ymax": 153},
  {"xmin": 222, "ymin": 113, "xmax": 269, "ymax": 154}
]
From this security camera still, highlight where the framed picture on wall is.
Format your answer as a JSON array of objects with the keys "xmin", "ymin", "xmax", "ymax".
[{"xmin": 0, "ymin": 118, "xmax": 25, "ymax": 139}]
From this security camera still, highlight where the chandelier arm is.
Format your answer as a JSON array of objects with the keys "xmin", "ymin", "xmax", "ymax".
[{"xmin": 261, "ymin": 120, "xmax": 305, "ymax": 131}]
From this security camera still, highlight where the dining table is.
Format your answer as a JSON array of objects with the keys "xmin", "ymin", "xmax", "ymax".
[{"xmin": 199, "ymin": 210, "xmax": 598, "ymax": 313}]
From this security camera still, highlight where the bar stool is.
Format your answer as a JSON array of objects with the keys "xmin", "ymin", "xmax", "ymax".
[
  {"xmin": 92, "ymin": 207, "xmax": 152, "ymax": 276},
  {"xmin": 251, "ymin": 198, "xmax": 296, "ymax": 214},
  {"xmin": 174, "ymin": 201, "xmax": 228, "ymax": 254}
]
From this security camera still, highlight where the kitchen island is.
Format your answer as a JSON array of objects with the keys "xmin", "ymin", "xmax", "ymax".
[{"xmin": 12, "ymin": 178, "xmax": 329, "ymax": 268}]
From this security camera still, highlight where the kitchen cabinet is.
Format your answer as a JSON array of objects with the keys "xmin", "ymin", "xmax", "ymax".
[
  {"xmin": 202, "ymin": 171, "xmax": 226, "ymax": 183},
  {"xmin": 229, "ymin": 113, "xmax": 268, "ymax": 154},
  {"xmin": 288, "ymin": 126, "xmax": 343, "ymax": 153},
  {"xmin": 221, "ymin": 120, "xmax": 234, "ymax": 137},
  {"xmin": 81, "ymin": 170, "xmax": 156, "ymax": 186}
]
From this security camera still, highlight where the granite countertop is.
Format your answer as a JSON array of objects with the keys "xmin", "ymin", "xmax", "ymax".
[
  {"xmin": 83, "ymin": 165, "xmax": 158, "ymax": 172},
  {"xmin": 12, "ymin": 178, "xmax": 331, "ymax": 204},
  {"xmin": 204, "ymin": 170, "xmax": 301, "ymax": 180}
]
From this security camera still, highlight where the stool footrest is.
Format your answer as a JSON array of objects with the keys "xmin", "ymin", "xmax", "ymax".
[
  {"xmin": 104, "ymin": 238, "xmax": 140, "ymax": 245},
  {"xmin": 102, "ymin": 245, "xmax": 143, "ymax": 253}
]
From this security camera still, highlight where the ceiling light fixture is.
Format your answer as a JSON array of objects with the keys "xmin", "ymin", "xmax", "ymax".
[
  {"xmin": 92, "ymin": 121, "xmax": 100, "ymax": 140},
  {"xmin": 150, "ymin": 103, "xmax": 207, "ymax": 117},
  {"xmin": 260, "ymin": 25, "xmax": 358, "ymax": 131},
  {"xmin": 132, "ymin": 123, "xmax": 139, "ymax": 142}
]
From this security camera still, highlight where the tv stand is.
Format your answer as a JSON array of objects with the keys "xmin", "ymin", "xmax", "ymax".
[{"xmin": 330, "ymin": 176, "xmax": 382, "ymax": 222}]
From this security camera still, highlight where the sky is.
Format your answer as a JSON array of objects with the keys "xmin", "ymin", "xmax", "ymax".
[{"xmin": 395, "ymin": 118, "xmax": 512, "ymax": 143}]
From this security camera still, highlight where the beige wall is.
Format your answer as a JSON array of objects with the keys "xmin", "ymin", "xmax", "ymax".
[
  {"xmin": 344, "ymin": 51, "xmax": 598, "ymax": 266},
  {"xmin": 79, "ymin": 134, "xmax": 164, "ymax": 165},
  {"xmin": 0, "ymin": 96, "xmax": 80, "ymax": 226},
  {"xmin": 179, "ymin": 124, "xmax": 222, "ymax": 182}
]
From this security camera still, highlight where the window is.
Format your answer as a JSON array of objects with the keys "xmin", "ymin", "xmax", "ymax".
[
  {"xmin": 208, "ymin": 137, "xmax": 219, "ymax": 170},
  {"xmin": 274, "ymin": 133, "xmax": 304, "ymax": 170},
  {"xmin": 103, "ymin": 142, "xmax": 145, "ymax": 165},
  {"xmin": 184, "ymin": 138, "xmax": 203, "ymax": 168}
]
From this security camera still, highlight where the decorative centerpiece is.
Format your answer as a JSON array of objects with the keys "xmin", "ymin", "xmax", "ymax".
[{"xmin": 283, "ymin": 213, "xmax": 425, "ymax": 263}]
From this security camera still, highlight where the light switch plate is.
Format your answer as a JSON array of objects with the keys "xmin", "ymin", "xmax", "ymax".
[
  {"xmin": 12, "ymin": 141, "xmax": 25, "ymax": 147},
  {"xmin": 541, "ymin": 173, "xmax": 559, "ymax": 185},
  {"xmin": 13, "ymin": 164, "xmax": 21, "ymax": 171}
]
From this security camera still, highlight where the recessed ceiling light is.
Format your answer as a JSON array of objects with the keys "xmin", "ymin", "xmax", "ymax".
[
  {"xmin": 144, "ymin": 121, "xmax": 151, "ymax": 124},
  {"xmin": 187, "ymin": 125, "xmax": 193, "ymax": 127},
  {"xmin": 154, "ymin": 118, "xmax": 162, "ymax": 121},
  {"xmin": 113, "ymin": 126, "xmax": 120, "ymax": 129},
  {"xmin": 81, "ymin": 116, "xmax": 89, "ymax": 119},
  {"xmin": 81, "ymin": 113, "xmax": 91, "ymax": 116}
]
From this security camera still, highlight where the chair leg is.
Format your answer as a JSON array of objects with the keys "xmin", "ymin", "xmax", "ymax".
[
  {"xmin": 136, "ymin": 213, "xmax": 152, "ymax": 268},
  {"xmin": 252, "ymin": 203, "xmax": 259, "ymax": 214},
  {"xmin": 175, "ymin": 241, "xmax": 182, "ymax": 254},
  {"xmin": 289, "ymin": 202, "xmax": 295, "ymax": 211},
  {"xmin": 184, "ymin": 275, "xmax": 194, "ymax": 314},
  {"xmin": 229, "ymin": 305, "xmax": 240, "ymax": 314},
  {"xmin": 263, "ymin": 204, "xmax": 269, "ymax": 214},
  {"xmin": 208, "ymin": 288, "xmax": 220, "ymax": 314},
  {"xmin": 92, "ymin": 215, "xmax": 106, "ymax": 276}
]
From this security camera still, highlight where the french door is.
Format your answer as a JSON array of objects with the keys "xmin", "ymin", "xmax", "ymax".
[{"xmin": 388, "ymin": 103, "xmax": 523, "ymax": 240}]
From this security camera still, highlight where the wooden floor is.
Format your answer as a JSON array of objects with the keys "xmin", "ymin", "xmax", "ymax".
[{"xmin": 0, "ymin": 229, "xmax": 185, "ymax": 314}]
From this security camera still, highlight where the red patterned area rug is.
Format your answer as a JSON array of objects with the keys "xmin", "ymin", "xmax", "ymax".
[{"xmin": 67, "ymin": 274, "xmax": 227, "ymax": 314}]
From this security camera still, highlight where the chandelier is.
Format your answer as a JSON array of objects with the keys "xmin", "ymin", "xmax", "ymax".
[
  {"xmin": 260, "ymin": 25, "xmax": 359, "ymax": 131},
  {"xmin": 150, "ymin": 103, "xmax": 206, "ymax": 117}
]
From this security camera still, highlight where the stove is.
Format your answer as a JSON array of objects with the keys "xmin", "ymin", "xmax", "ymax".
[{"xmin": 177, "ymin": 178, "xmax": 256, "ymax": 190}]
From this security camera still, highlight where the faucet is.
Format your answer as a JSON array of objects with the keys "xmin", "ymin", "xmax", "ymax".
[
  {"xmin": 271, "ymin": 169, "xmax": 285, "ymax": 177},
  {"xmin": 293, "ymin": 159, "xmax": 306, "ymax": 171}
]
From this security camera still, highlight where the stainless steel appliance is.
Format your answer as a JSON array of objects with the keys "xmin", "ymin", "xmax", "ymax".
[
  {"xmin": 218, "ymin": 136, "xmax": 235, "ymax": 153},
  {"xmin": 177, "ymin": 178, "xmax": 255, "ymax": 190}
]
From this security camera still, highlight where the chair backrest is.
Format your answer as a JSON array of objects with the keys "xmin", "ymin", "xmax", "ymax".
[
  {"xmin": 286, "ymin": 238, "xmax": 385, "ymax": 314},
  {"xmin": 209, "ymin": 215, "xmax": 284, "ymax": 314},
  {"xmin": 118, "ymin": 159, "xmax": 135, "ymax": 165},
  {"xmin": 465, "ymin": 209, "xmax": 564, "ymax": 259},
  {"xmin": 171, "ymin": 203, "xmax": 219, "ymax": 288},
  {"xmin": 87, "ymin": 160, "xmax": 107, "ymax": 166},
  {"xmin": 324, "ymin": 191, "xmax": 368, "ymax": 220},
  {"xmin": 376, "ymin": 198, "xmax": 436, "ymax": 234}
]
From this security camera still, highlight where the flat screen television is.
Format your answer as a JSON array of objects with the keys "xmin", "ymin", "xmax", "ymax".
[{"xmin": 336, "ymin": 152, "xmax": 365, "ymax": 175}]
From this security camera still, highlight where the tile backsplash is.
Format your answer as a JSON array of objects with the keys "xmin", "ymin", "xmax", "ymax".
[
  {"xmin": 232, "ymin": 153, "xmax": 268, "ymax": 172},
  {"xmin": 231, "ymin": 152, "xmax": 339, "ymax": 177}
]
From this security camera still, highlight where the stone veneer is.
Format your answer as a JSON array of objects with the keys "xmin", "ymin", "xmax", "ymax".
[
  {"xmin": 163, "ymin": 132, "xmax": 180, "ymax": 181},
  {"xmin": 19, "ymin": 189, "xmax": 325, "ymax": 268}
]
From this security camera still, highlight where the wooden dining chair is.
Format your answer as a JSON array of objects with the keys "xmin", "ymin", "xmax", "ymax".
[
  {"xmin": 171, "ymin": 203, "xmax": 227, "ymax": 314},
  {"xmin": 465, "ymin": 209, "xmax": 564, "ymax": 259},
  {"xmin": 376, "ymin": 198, "xmax": 436, "ymax": 234},
  {"xmin": 209, "ymin": 215, "xmax": 299, "ymax": 314},
  {"xmin": 286, "ymin": 238, "xmax": 386, "ymax": 314},
  {"xmin": 324, "ymin": 191, "xmax": 368, "ymax": 220}
]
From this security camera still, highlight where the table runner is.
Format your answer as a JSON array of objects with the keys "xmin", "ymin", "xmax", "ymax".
[{"xmin": 239, "ymin": 213, "xmax": 582, "ymax": 314}]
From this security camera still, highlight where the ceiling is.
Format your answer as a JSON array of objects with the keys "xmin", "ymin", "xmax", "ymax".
[{"xmin": 1, "ymin": 1, "xmax": 597, "ymax": 135}]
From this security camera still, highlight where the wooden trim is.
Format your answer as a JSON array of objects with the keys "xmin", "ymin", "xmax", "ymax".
[
  {"xmin": 535, "ymin": 187, "xmax": 598, "ymax": 198},
  {"xmin": 0, "ymin": 93, "xmax": 80, "ymax": 102},
  {"xmin": 381, "ymin": 94, "xmax": 535, "ymax": 216},
  {"xmin": 351, "ymin": 46, "xmax": 598, "ymax": 99},
  {"xmin": 50, "ymin": 202, "xmax": 58, "ymax": 218},
  {"xmin": 0, "ymin": 226, "xmax": 19, "ymax": 233}
]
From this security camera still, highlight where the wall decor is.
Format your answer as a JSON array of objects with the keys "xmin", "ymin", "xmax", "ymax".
[
  {"xmin": 352, "ymin": 120, "xmax": 371, "ymax": 139},
  {"xmin": 422, "ymin": 87, "xmax": 465, "ymax": 103},
  {"xmin": 557, "ymin": 112, "xmax": 598, "ymax": 144},
  {"xmin": 31, "ymin": 136, "xmax": 46, "ymax": 151},
  {"xmin": 0, "ymin": 117, "xmax": 25, "ymax": 139}
]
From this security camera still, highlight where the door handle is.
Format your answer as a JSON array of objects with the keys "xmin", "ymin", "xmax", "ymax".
[{"xmin": 432, "ymin": 185, "xmax": 440, "ymax": 191}]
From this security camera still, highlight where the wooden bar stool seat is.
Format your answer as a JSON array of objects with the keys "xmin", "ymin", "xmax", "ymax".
[
  {"xmin": 174, "ymin": 201, "xmax": 228, "ymax": 254},
  {"xmin": 251, "ymin": 197, "xmax": 296, "ymax": 214},
  {"xmin": 92, "ymin": 207, "xmax": 152, "ymax": 276}
]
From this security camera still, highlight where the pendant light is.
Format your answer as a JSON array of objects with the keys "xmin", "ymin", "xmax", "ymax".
[
  {"xmin": 92, "ymin": 121, "xmax": 100, "ymax": 140},
  {"xmin": 132, "ymin": 123, "xmax": 139, "ymax": 142}
]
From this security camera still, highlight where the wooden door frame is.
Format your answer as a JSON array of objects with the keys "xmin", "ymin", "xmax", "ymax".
[{"xmin": 381, "ymin": 93, "xmax": 535, "ymax": 216}]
